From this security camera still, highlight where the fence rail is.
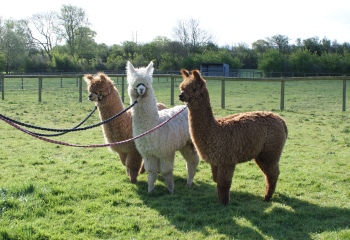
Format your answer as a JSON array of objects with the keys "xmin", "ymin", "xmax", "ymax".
[{"xmin": 1, "ymin": 74, "xmax": 350, "ymax": 111}]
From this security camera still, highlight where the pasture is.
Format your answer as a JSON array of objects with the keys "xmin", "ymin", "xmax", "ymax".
[{"xmin": 0, "ymin": 77, "xmax": 349, "ymax": 239}]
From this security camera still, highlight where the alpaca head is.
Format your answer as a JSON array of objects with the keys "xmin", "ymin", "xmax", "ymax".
[
  {"xmin": 179, "ymin": 69, "xmax": 206, "ymax": 103},
  {"xmin": 84, "ymin": 72, "xmax": 115, "ymax": 102},
  {"xmin": 126, "ymin": 61, "xmax": 154, "ymax": 100}
]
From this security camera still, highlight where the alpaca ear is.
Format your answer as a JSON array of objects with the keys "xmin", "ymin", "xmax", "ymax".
[
  {"xmin": 180, "ymin": 69, "xmax": 190, "ymax": 77},
  {"xmin": 192, "ymin": 70, "xmax": 206, "ymax": 85},
  {"xmin": 126, "ymin": 61, "xmax": 136, "ymax": 76},
  {"xmin": 84, "ymin": 74, "xmax": 93, "ymax": 84},
  {"xmin": 99, "ymin": 73, "xmax": 107, "ymax": 82},
  {"xmin": 145, "ymin": 61, "xmax": 154, "ymax": 75}
]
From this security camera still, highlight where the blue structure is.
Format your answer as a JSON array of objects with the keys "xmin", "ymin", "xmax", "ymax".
[{"xmin": 200, "ymin": 63, "xmax": 229, "ymax": 77}]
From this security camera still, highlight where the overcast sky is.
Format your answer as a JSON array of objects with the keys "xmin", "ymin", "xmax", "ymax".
[{"xmin": 2, "ymin": 0, "xmax": 350, "ymax": 47}]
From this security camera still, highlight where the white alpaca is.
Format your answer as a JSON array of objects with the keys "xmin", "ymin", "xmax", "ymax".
[{"xmin": 126, "ymin": 61, "xmax": 199, "ymax": 193}]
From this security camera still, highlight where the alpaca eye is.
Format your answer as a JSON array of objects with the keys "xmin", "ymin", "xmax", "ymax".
[{"xmin": 193, "ymin": 88, "xmax": 197, "ymax": 93}]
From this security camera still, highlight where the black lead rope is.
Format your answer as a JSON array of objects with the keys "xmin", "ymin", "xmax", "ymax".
[
  {"xmin": 0, "ymin": 106, "xmax": 97, "ymax": 136},
  {"xmin": 24, "ymin": 106, "xmax": 98, "ymax": 137},
  {"xmin": 0, "ymin": 99, "xmax": 139, "ymax": 137}
]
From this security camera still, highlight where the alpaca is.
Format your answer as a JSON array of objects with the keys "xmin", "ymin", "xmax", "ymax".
[
  {"xmin": 179, "ymin": 69, "xmax": 288, "ymax": 205},
  {"xmin": 126, "ymin": 61, "xmax": 199, "ymax": 193},
  {"xmin": 84, "ymin": 73, "xmax": 167, "ymax": 183}
]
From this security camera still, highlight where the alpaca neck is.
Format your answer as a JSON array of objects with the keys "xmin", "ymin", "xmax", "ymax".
[
  {"xmin": 97, "ymin": 89, "xmax": 125, "ymax": 120},
  {"xmin": 188, "ymin": 89, "xmax": 218, "ymax": 132},
  {"xmin": 132, "ymin": 88, "xmax": 159, "ymax": 133}
]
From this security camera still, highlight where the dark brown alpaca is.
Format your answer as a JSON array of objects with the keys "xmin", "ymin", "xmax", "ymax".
[
  {"xmin": 84, "ymin": 73, "xmax": 166, "ymax": 183},
  {"xmin": 179, "ymin": 69, "xmax": 288, "ymax": 205}
]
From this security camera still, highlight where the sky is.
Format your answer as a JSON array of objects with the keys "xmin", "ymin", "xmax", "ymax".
[{"xmin": 2, "ymin": 0, "xmax": 350, "ymax": 47}]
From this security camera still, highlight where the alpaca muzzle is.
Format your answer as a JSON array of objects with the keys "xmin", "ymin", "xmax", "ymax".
[
  {"xmin": 88, "ymin": 92, "xmax": 97, "ymax": 101},
  {"xmin": 179, "ymin": 91, "xmax": 187, "ymax": 102},
  {"xmin": 135, "ymin": 83, "xmax": 147, "ymax": 96},
  {"xmin": 88, "ymin": 92, "xmax": 102, "ymax": 101}
]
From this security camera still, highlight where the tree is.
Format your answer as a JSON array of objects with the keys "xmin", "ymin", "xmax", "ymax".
[
  {"xmin": 159, "ymin": 41, "xmax": 187, "ymax": 70},
  {"xmin": 252, "ymin": 39, "xmax": 270, "ymax": 54},
  {"xmin": 57, "ymin": 4, "xmax": 92, "ymax": 56},
  {"xmin": 74, "ymin": 26, "xmax": 97, "ymax": 65},
  {"xmin": 106, "ymin": 44, "xmax": 125, "ymax": 70},
  {"xmin": 172, "ymin": 18, "xmax": 212, "ymax": 54},
  {"xmin": 141, "ymin": 36, "xmax": 171, "ymax": 68},
  {"xmin": 319, "ymin": 52, "xmax": 342, "ymax": 73},
  {"xmin": 94, "ymin": 43, "xmax": 109, "ymax": 70},
  {"xmin": 341, "ymin": 50, "xmax": 350, "ymax": 74},
  {"xmin": 266, "ymin": 34, "xmax": 290, "ymax": 54},
  {"xmin": 231, "ymin": 43, "xmax": 258, "ymax": 69},
  {"xmin": 28, "ymin": 11, "xmax": 58, "ymax": 61},
  {"xmin": 258, "ymin": 49, "xmax": 287, "ymax": 75},
  {"xmin": 289, "ymin": 48, "xmax": 319, "ymax": 73},
  {"xmin": 303, "ymin": 37, "xmax": 322, "ymax": 56},
  {"xmin": 122, "ymin": 41, "xmax": 138, "ymax": 61},
  {"xmin": 0, "ymin": 19, "xmax": 30, "ymax": 73}
]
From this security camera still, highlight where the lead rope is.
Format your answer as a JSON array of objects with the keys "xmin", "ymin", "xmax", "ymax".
[
  {"xmin": 0, "ymin": 99, "xmax": 139, "ymax": 137},
  {"xmin": 0, "ymin": 104, "xmax": 188, "ymax": 148}
]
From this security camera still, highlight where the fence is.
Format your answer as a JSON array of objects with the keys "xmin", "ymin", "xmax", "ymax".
[{"xmin": 1, "ymin": 74, "xmax": 350, "ymax": 111}]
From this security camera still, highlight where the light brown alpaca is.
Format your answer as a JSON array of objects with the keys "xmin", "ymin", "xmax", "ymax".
[
  {"xmin": 84, "ymin": 73, "xmax": 166, "ymax": 183},
  {"xmin": 179, "ymin": 69, "xmax": 288, "ymax": 205}
]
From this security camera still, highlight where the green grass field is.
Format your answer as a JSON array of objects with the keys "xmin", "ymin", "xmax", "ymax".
[{"xmin": 0, "ymin": 77, "xmax": 349, "ymax": 239}]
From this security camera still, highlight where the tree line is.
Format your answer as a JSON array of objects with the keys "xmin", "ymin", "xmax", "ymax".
[{"xmin": 1, "ymin": 4, "xmax": 350, "ymax": 75}]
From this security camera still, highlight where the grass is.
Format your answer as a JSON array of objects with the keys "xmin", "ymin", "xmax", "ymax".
[{"xmin": 0, "ymin": 77, "xmax": 349, "ymax": 239}]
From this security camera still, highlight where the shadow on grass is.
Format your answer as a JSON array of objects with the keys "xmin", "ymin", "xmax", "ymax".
[{"xmin": 136, "ymin": 176, "xmax": 350, "ymax": 239}]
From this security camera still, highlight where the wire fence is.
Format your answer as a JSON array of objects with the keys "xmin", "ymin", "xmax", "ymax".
[{"xmin": 1, "ymin": 74, "xmax": 350, "ymax": 111}]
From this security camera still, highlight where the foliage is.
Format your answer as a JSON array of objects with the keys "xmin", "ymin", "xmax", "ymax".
[
  {"xmin": 52, "ymin": 52, "xmax": 81, "ymax": 71},
  {"xmin": 319, "ymin": 52, "xmax": 343, "ymax": 73},
  {"xmin": 1, "ymin": 6, "xmax": 350, "ymax": 74},
  {"xmin": 24, "ymin": 54, "xmax": 50, "ymax": 73},
  {"xmin": 289, "ymin": 49, "xmax": 319, "ymax": 73},
  {"xmin": 0, "ymin": 19, "xmax": 29, "ymax": 73},
  {"xmin": 258, "ymin": 49, "xmax": 287, "ymax": 73},
  {"xmin": 341, "ymin": 50, "xmax": 350, "ymax": 73}
]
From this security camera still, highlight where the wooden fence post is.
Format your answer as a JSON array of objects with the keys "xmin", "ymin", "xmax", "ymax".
[
  {"xmin": 79, "ymin": 77, "xmax": 82, "ymax": 103},
  {"xmin": 38, "ymin": 77, "xmax": 42, "ymax": 102},
  {"xmin": 280, "ymin": 80, "xmax": 285, "ymax": 111},
  {"xmin": 342, "ymin": 79, "xmax": 346, "ymax": 111},
  {"xmin": 221, "ymin": 79, "xmax": 225, "ymax": 109},
  {"xmin": 171, "ymin": 76, "xmax": 174, "ymax": 105},
  {"xmin": 1, "ymin": 76, "xmax": 4, "ymax": 100},
  {"xmin": 121, "ymin": 77, "xmax": 125, "ymax": 103}
]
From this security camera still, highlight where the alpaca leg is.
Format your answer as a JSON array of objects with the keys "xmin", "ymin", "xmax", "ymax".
[
  {"xmin": 117, "ymin": 152, "xmax": 131, "ymax": 181},
  {"xmin": 160, "ymin": 157, "xmax": 175, "ymax": 193},
  {"xmin": 144, "ymin": 157, "xmax": 159, "ymax": 193},
  {"xmin": 118, "ymin": 152, "xmax": 127, "ymax": 166},
  {"xmin": 179, "ymin": 143, "xmax": 199, "ymax": 186},
  {"xmin": 216, "ymin": 165, "xmax": 235, "ymax": 205},
  {"xmin": 139, "ymin": 160, "xmax": 146, "ymax": 174},
  {"xmin": 210, "ymin": 164, "xmax": 218, "ymax": 183},
  {"xmin": 255, "ymin": 153, "xmax": 280, "ymax": 201},
  {"xmin": 125, "ymin": 152, "xmax": 143, "ymax": 184}
]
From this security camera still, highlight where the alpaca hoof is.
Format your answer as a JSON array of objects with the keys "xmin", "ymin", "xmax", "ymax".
[
  {"xmin": 217, "ymin": 186, "xmax": 230, "ymax": 205},
  {"xmin": 129, "ymin": 178, "xmax": 137, "ymax": 184},
  {"xmin": 148, "ymin": 186, "xmax": 155, "ymax": 193},
  {"xmin": 218, "ymin": 197, "xmax": 230, "ymax": 206},
  {"xmin": 128, "ymin": 170, "xmax": 139, "ymax": 184},
  {"xmin": 263, "ymin": 195, "xmax": 272, "ymax": 202}
]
